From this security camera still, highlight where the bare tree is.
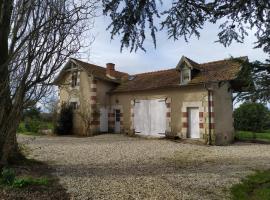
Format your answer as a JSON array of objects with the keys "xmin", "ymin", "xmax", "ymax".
[
  {"xmin": 60, "ymin": 83, "xmax": 97, "ymax": 136},
  {"xmin": 0, "ymin": 0, "xmax": 97, "ymax": 167},
  {"xmin": 76, "ymin": 98, "xmax": 93, "ymax": 136}
]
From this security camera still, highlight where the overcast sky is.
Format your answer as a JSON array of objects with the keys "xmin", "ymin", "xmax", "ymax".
[{"xmin": 78, "ymin": 12, "xmax": 269, "ymax": 75}]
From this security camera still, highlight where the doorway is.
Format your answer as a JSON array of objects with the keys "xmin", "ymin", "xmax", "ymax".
[{"xmin": 187, "ymin": 107, "xmax": 200, "ymax": 138}]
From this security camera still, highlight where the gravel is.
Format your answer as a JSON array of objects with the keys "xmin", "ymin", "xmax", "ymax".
[{"xmin": 18, "ymin": 134, "xmax": 270, "ymax": 200}]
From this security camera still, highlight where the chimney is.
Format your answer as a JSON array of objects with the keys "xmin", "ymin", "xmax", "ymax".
[{"xmin": 106, "ymin": 63, "xmax": 116, "ymax": 78}]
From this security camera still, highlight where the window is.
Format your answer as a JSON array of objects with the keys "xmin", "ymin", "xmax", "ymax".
[
  {"xmin": 70, "ymin": 102, "xmax": 78, "ymax": 110},
  {"xmin": 115, "ymin": 109, "xmax": 121, "ymax": 122},
  {"xmin": 71, "ymin": 71, "xmax": 78, "ymax": 87},
  {"xmin": 181, "ymin": 67, "xmax": 190, "ymax": 84}
]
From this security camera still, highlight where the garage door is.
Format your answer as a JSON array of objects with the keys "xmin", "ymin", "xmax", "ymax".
[{"xmin": 134, "ymin": 99, "xmax": 167, "ymax": 136}]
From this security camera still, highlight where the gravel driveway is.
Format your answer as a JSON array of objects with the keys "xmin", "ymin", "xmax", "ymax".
[{"xmin": 19, "ymin": 134, "xmax": 270, "ymax": 200}]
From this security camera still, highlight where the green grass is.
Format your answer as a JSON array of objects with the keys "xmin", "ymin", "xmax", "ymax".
[
  {"xmin": 0, "ymin": 168, "xmax": 49, "ymax": 188},
  {"xmin": 12, "ymin": 177, "xmax": 49, "ymax": 188},
  {"xmin": 17, "ymin": 121, "xmax": 53, "ymax": 136},
  {"xmin": 235, "ymin": 130, "xmax": 270, "ymax": 141},
  {"xmin": 231, "ymin": 170, "xmax": 270, "ymax": 200}
]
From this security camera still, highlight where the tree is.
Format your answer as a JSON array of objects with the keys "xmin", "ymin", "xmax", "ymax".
[
  {"xmin": 234, "ymin": 102, "xmax": 270, "ymax": 133},
  {"xmin": 76, "ymin": 98, "xmax": 93, "ymax": 136},
  {"xmin": 102, "ymin": 0, "xmax": 270, "ymax": 102},
  {"xmin": 23, "ymin": 106, "xmax": 41, "ymax": 120},
  {"xmin": 234, "ymin": 61, "xmax": 270, "ymax": 103},
  {"xmin": 102, "ymin": 0, "xmax": 270, "ymax": 54},
  {"xmin": 0, "ymin": 0, "xmax": 96, "ymax": 167}
]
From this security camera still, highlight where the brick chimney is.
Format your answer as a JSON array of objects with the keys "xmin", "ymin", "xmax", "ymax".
[{"xmin": 106, "ymin": 63, "xmax": 116, "ymax": 78}]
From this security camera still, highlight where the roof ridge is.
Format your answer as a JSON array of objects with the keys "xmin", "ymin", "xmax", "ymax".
[
  {"xmin": 185, "ymin": 56, "xmax": 199, "ymax": 64},
  {"xmin": 71, "ymin": 58, "xmax": 128, "ymax": 75},
  {"xmin": 132, "ymin": 68, "xmax": 175, "ymax": 76},
  {"xmin": 200, "ymin": 56, "xmax": 248, "ymax": 65},
  {"xmin": 71, "ymin": 58, "xmax": 104, "ymax": 68}
]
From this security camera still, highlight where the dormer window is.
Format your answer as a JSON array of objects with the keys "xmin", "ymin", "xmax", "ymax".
[
  {"xmin": 176, "ymin": 56, "xmax": 201, "ymax": 85},
  {"xmin": 181, "ymin": 66, "xmax": 191, "ymax": 84}
]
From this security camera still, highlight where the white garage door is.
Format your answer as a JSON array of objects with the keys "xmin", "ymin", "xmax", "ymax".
[{"xmin": 134, "ymin": 99, "xmax": 167, "ymax": 136}]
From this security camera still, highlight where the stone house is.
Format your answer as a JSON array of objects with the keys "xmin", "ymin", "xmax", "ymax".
[{"xmin": 54, "ymin": 56, "xmax": 247, "ymax": 145}]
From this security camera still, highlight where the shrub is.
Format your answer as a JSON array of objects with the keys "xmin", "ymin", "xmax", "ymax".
[
  {"xmin": 17, "ymin": 122, "xmax": 27, "ymax": 133},
  {"xmin": 234, "ymin": 102, "xmax": 270, "ymax": 132},
  {"xmin": 0, "ymin": 168, "xmax": 16, "ymax": 185},
  {"xmin": 23, "ymin": 106, "xmax": 41, "ymax": 120},
  {"xmin": 24, "ymin": 117, "xmax": 41, "ymax": 133},
  {"xmin": 55, "ymin": 104, "xmax": 73, "ymax": 135}
]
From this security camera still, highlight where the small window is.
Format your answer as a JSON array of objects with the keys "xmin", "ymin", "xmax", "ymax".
[
  {"xmin": 115, "ymin": 109, "xmax": 121, "ymax": 122},
  {"xmin": 70, "ymin": 102, "xmax": 78, "ymax": 110},
  {"xmin": 71, "ymin": 71, "xmax": 78, "ymax": 87},
  {"xmin": 181, "ymin": 67, "xmax": 190, "ymax": 84}
]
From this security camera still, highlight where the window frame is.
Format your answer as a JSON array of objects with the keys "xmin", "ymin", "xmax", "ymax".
[
  {"xmin": 71, "ymin": 71, "xmax": 78, "ymax": 87},
  {"xmin": 180, "ymin": 65, "xmax": 191, "ymax": 85},
  {"xmin": 115, "ymin": 109, "xmax": 121, "ymax": 122}
]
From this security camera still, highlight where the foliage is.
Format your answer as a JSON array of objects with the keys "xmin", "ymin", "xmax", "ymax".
[
  {"xmin": 18, "ymin": 104, "xmax": 55, "ymax": 134},
  {"xmin": 234, "ymin": 103, "xmax": 270, "ymax": 132},
  {"xmin": 231, "ymin": 170, "xmax": 270, "ymax": 200},
  {"xmin": 24, "ymin": 118, "xmax": 41, "ymax": 133},
  {"xmin": 0, "ymin": 167, "xmax": 49, "ymax": 188},
  {"xmin": 102, "ymin": 1, "xmax": 270, "ymax": 54},
  {"xmin": 0, "ymin": 168, "xmax": 16, "ymax": 186},
  {"xmin": 17, "ymin": 122, "xmax": 27, "ymax": 133},
  {"xmin": 23, "ymin": 106, "xmax": 41, "ymax": 120},
  {"xmin": 235, "ymin": 131, "xmax": 270, "ymax": 142},
  {"xmin": 18, "ymin": 121, "xmax": 53, "ymax": 135},
  {"xmin": 55, "ymin": 104, "xmax": 73, "ymax": 135},
  {"xmin": 13, "ymin": 177, "xmax": 49, "ymax": 188},
  {"xmin": 234, "ymin": 61, "xmax": 270, "ymax": 103}
]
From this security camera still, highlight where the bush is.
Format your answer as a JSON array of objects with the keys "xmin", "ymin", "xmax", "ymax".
[
  {"xmin": 17, "ymin": 122, "xmax": 27, "ymax": 133},
  {"xmin": 0, "ymin": 168, "xmax": 16, "ymax": 185},
  {"xmin": 234, "ymin": 102, "xmax": 270, "ymax": 132},
  {"xmin": 23, "ymin": 106, "xmax": 41, "ymax": 120},
  {"xmin": 55, "ymin": 104, "xmax": 73, "ymax": 135},
  {"xmin": 24, "ymin": 117, "xmax": 41, "ymax": 133}
]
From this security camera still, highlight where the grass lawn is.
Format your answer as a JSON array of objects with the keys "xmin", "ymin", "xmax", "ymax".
[
  {"xmin": 235, "ymin": 130, "xmax": 270, "ymax": 142},
  {"xmin": 17, "ymin": 121, "xmax": 53, "ymax": 136},
  {"xmin": 231, "ymin": 170, "xmax": 270, "ymax": 200}
]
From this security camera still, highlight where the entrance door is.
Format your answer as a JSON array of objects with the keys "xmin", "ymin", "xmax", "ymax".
[
  {"xmin": 100, "ymin": 107, "xmax": 108, "ymax": 132},
  {"xmin": 188, "ymin": 107, "xmax": 200, "ymax": 138},
  {"xmin": 114, "ymin": 109, "xmax": 121, "ymax": 133}
]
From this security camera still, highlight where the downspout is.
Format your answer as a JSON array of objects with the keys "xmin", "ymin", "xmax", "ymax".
[
  {"xmin": 204, "ymin": 68, "xmax": 213, "ymax": 145},
  {"xmin": 207, "ymin": 89, "xmax": 212, "ymax": 145}
]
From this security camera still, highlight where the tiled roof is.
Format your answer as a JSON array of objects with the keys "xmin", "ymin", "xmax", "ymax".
[
  {"xmin": 72, "ymin": 59, "xmax": 128, "ymax": 83},
  {"xmin": 55, "ymin": 56, "xmax": 247, "ymax": 92},
  {"xmin": 114, "ymin": 69, "xmax": 180, "ymax": 92},
  {"xmin": 112, "ymin": 57, "xmax": 247, "ymax": 92}
]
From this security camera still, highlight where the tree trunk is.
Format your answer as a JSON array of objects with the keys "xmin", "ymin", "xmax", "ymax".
[
  {"xmin": 0, "ymin": 0, "xmax": 15, "ymax": 170},
  {"xmin": 0, "ymin": 110, "xmax": 21, "ymax": 169}
]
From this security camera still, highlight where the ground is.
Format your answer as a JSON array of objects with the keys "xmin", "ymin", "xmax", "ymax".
[{"xmin": 18, "ymin": 134, "xmax": 270, "ymax": 200}]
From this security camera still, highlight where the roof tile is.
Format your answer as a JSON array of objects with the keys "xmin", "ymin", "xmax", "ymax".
[{"xmin": 68, "ymin": 56, "xmax": 246, "ymax": 92}]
